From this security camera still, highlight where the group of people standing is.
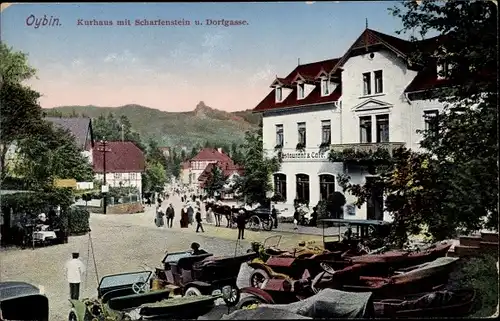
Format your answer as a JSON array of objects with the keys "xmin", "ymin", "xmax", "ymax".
[{"xmin": 154, "ymin": 197, "xmax": 205, "ymax": 233}]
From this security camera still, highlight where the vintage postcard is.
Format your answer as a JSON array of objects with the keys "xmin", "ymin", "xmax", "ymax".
[{"xmin": 0, "ymin": 1, "xmax": 497, "ymax": 320}]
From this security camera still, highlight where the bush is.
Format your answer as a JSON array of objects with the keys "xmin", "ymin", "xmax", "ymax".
[{"xmin": 68, "ymin": 206, "xmax": 90, "ymax": 235}]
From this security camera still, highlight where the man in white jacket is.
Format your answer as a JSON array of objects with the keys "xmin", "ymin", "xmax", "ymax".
[{"xmin": 65, "ymin": 252, "xmax": 86, "ymax": 300}]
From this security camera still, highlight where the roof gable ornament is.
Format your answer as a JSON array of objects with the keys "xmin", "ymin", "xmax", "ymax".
[
  {"xmin": 292, "ymin": 73, "xmax": 306, "ymax": 84},
  {"xmin": 352, "ymin": 98, "xmax": 393, "ymax": 112}
]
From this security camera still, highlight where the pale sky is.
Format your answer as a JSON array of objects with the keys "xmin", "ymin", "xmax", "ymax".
[{"xmin": 2, "ymin": 2, "xmax": 408, "ymax": 112}]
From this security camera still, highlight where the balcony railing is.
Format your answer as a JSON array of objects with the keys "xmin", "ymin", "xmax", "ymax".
[{"xmin": 330, "ymin": 142, "xmax": 405, "ymax": 154}]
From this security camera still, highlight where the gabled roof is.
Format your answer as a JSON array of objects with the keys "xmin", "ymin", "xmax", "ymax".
[
  {"xmin": 329, "ymin": 28, "xmax": 444, "ymax": 75},
  {"xmin": 45, "ymin": 117, "xmax": 94, "ymax": 150},
  {"xmin": 191, "ymin": 148, "xmax": 233, "ymax": 163},
  {"xmin": 270, "ymin": 77, "xmax": 292, "ymax": 87},
  {"xmin": 93, "ymin": 141, "xmax": 145, "ymax": 173}
]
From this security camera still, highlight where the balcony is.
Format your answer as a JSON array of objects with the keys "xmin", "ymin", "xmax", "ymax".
[{"xmin": 330, "ymin": 142, "xmax": 405, "ymax": 154}]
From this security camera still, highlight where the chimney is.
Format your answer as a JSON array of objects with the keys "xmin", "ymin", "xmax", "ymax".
[{"xmin": 217, "ymin": 148, "xmax": 223, "ymax": 153}]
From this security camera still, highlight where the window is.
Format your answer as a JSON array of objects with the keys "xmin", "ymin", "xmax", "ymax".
[
  {"xmin": 297, "ymin": 122, "xmax": 306, "ymax": 146},
  {"xmin": 114, "ymin": 173, "xmax": 121, "ymax": 180},
  {"xmin": 424, "ymin": 110, "xmax": 439, "ymax": 133},
  {"xmin": 376, "ymin": 114, "xmax": 389, "ymax": 143},
  {"xmin": 296, "ymin": 174, "xmax": 310, "ymax": 203},
  {"xmin": 319, "ymin": 174, "xmax": 335, "ymax": 201},
  {"xmin": 321, "ymin": 79, "xmax": 330, "ymax": 96},
  {"xmin": 275, "ymin": 124, "xmax": 284, "ymax": 147},
  {"xmin": 359, "ymin": 116, "xmax": 372, "ymax": 143},
  {"xmin": 437, "ymin": 62, "xmax": 450, "ymax": 80},
  {"xmin": 130, "ymin": 173, "xmax": 137, "ymax": 180},
  {"xmin": 363, "ymin": 72, "xmax": 371, "ymax": 96},
  {"xmin": 298, "ymin": 83, "xmax": 305, "ymax": 99},
  {"xmin": 374, "ymin": 70, "xmax": 383, "ymax": 94},
  {"xmin": 273, "ymin": 174, "xmax": 287, "ymax": 201},
  {"xmin": 275, "ymin": 87, "xmax": 283, "ymax": 102},
  {"xmin": 321, "ymin": 120, "xmax": 331, "ymax": 145}
]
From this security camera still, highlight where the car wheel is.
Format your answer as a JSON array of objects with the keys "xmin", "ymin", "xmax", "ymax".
[
  {"xmin": 236, "ymin": 296, "xmax": 266, "ymax": 309},
  {"xmin": 68, "ymin": 311, "xmax": 77, "ymax": 321},
  {"xmin": 184, "ymin": 286, "xmax": 202, "ymax": 297},
  {"xmin": 221, "ymin": 285, "xmax": 240, "ymax": 307},
  {"xmin": 250, "ymin": 269, "xmax": 270, "ymax": 288}
]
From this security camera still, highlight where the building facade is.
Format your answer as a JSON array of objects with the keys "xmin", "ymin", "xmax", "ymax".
[
  {"xmin": 92, "ymin": 141, "xmax": 146, "ymax": 197},
  {"xmin": 253, "ymin": 28, "xmax": 448, "ymax": 221}
]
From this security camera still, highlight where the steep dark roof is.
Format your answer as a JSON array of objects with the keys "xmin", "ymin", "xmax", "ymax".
[
  {"xmin": 45, "ymin": 117, "xmax": 94, "ymax": 150},
  {"xmin": 93, "ymin": 141, "xmax": 145, "ymax": 173}
]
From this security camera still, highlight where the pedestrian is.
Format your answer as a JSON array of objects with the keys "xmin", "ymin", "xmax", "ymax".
[
  {"xmin": 155, "ymin": 206, "xmax": 165, "ymax": 227},
  {"xmin": 271, "ymin": 205, "xmax": 278, "ymax": 229},
  {"xmin": 206, "ymin": 207, "xmax": 213, "ymax": 224},
  {"xmin": 195, "ymin": 208, "xmax": 204, "ymax": 233},
  {"xmin": 237, "ymin": 209, "xmax": 246, "ymax": 240},
  {"xmin": 293, "ymin": 207, "xmax": 300, "ymax": 230},
  {"xmin": 309, "ymin": 206, "xmax": 318, "ymax": 227},
  {"xmin": 65, "ymin": 252, "xmax": 86, "ymax": 300},
  {"xmin": 166, "ymin": 203, "xmax": 175, "ymax": 228},
  {"xmin": 187, "ymin": 205, "xmax": 194, "ymax": 225},
  {"xmin": 180, "ymin": 206, "xmax": 189, "ymax": 228}
]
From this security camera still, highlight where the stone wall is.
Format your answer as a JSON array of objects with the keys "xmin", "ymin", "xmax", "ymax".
[{"xmin": 92, "ymin": 202, "xmax": 144, "ymax": 214}]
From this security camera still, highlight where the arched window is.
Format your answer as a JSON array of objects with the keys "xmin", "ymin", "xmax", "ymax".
[
  {"xmin": 273, "ymin": 174, "xmax": 287, "ymax": 201},
  {"xmin": 319, "ymin": 174, "xmax": 335, "ymax": 201},
  {"xmin": 296, "ymin": 174, "xmax": 310, "ymax": 203}
]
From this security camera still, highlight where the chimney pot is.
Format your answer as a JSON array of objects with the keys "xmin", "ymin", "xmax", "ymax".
[{"xmin": 217, "ymin": 148, "xmax": 222, "ymax": 153}]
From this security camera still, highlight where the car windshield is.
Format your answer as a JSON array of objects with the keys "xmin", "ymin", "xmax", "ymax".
[
  {"xmin": 99, "ymin": 271, "xmax": 152, "ymax": 290},
  {"xmin": 162, "ymin": 251, "xmax": 193, "ymax": 264}
]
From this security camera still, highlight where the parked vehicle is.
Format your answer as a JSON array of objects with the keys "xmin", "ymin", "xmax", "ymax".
[
  {"xmin": 321, "ymin": 257, "xmax": 460, "ymax": 298},
  {"xmin": 0, "ymin": 281, "xmax": 49, "ymax": 321},
  {"xmin": 154, "ymin": 249, "xmax": 258, "ymax": 306},
  {"xmin": 229, "ymin": 288, "xmax": 474, "ymax": 319},
  {"xmin": 373, "ymin": 289, "xmax": 476, "ymax": 318}
]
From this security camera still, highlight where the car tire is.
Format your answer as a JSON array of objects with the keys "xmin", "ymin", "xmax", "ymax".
[
  {"xmin": 250, "ymin": 269, "xmax": 270, "ymax": 288},
  {"xmin": 221, "ymin": 284, "xmax": 240, "ymax": 307},
  {"xmin": 236, "ymin": 295, "xmax": 267, "ymax": 309},
  {"xmin": 184, "ymin": 286, "xmax": 202, "ymax": 297},
  {"xmin": 68, "ymin": 311, "xmax": 77, "ymax": 321}
]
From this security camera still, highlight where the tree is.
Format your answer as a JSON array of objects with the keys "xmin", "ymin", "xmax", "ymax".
[
  {"xmin": 234, "ymin": 127, "xmax": 281, "ymax": 205},
  {"xmin": 143, "ymin": 161, "xmax": 167, "ymax": 193},
  {"xmin": 13, "ymin": 122, "xmax": 94, "ymax": 190},
  {"xmin": 204, "ymin": 165, "xmax": 225, "ymax": 198},
  {"xmin": 338, "ymin": 0, "xmax": 498, "ymax": 246},
  {"xmin": 92, "ymin": 113, "xmax": 145, "ymax": 150},
  {"xmin": 0, "ymin": 44, "xmax": 43, "ymax": 181}
]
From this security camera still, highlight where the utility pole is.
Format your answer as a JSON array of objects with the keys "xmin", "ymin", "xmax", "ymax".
[
  {"xmin": 97, "ymin": 138, "xmax": 111, "ymax": 214},
  {"xmin": 121, "ymin": 124, "xmax": 124, "ymax": 142}
]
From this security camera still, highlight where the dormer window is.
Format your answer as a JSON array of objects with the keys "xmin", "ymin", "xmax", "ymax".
[
  {"xmin": 321, "ymin": 78, "xmax": 330, "ymax": 96},
  {"xmin": 297, "ymin": 83, "xmax": 305, "ymax": 99},
  {"xmin": 275, "ymin": 87, "xmax": 283, "ymax": 102}
]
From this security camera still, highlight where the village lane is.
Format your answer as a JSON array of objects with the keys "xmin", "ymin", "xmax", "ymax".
[{"xmin": 0, "ymin": 193, "xmax": 326, "ymax": 321}]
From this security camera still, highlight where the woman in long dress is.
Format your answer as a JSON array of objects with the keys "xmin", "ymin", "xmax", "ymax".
[
  {"xmin": 206, "ymin": 207, "xmax": 213, "ymax": 224},
  {"xmin": 180, "ymin": 207, "xmax": 189, "ymax": 228}
]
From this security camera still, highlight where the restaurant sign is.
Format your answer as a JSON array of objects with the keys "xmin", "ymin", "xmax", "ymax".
[{"xmin": 278, "ymin": 150, "xmax": 329, "ymax": 161}]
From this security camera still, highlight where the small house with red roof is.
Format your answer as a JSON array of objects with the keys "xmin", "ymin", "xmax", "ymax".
[
  {"xmin": 253, "ymin": 27, "xmax": 453, "ymax": 222},
  {"xmin": 93, "ymin": 141, "xmax": 146, "ymax": 197},
  {"xmin": 182, "ymin": 147, "xmax": 243, "ymax": 192}
]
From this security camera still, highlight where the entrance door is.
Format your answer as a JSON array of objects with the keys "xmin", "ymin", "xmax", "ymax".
[{"xmin": 366, "ymin": 177, "xmax": 383, "ymax": 221}]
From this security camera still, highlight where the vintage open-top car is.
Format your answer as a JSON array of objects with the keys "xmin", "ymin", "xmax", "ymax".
[
  {"xmin": 154, "ymin": 250, "xmax": 257, "ymax": 306},
  {"xmin": 68, "ymin": 269, "xmax": 227, "ymax": 320},
  {"xmin": 0, "ymin": 281, "xmax": 49, "ymax": 321}
]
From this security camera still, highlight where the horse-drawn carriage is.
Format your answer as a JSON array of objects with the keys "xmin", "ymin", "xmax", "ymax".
[{"xmin": 205, "ymin": 202, "xmax": 275, "ymax": 231}]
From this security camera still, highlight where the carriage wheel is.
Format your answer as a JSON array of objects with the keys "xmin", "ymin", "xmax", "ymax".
[
  {"xmin": 262, "ymin": 215, "xmax": 274, "ymax": 231},
  {"xmin": 247, "ymin": 215, "xmax": 261, "ymax": 231}
]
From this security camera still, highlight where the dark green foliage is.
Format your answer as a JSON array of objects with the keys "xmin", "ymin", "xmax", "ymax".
[
  {"xmin": 446, "ymin": 254, "xmax": 499, "ymax": 317},
  {"xmin": 234, "ymin": 127, "xmax": 281, "ymax": 206},
  {"xmin": 14, "ymin": 122, "xmax": 94, "ymax": 190},
  {"xmin": 67, "ymin": 206, "xmax": 90, "ymax": 235},
  {"xmin": 92, "ymin": 113, "xmax": 145, "ymax": 150},
  {"xmin": 204, "ymin": 165, "xmax": 225, "ymax": 198}
]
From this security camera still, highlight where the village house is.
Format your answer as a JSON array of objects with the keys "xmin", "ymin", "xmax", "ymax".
[
  {"xmin": 253, "ymin": 27, "xmax": 450, "ymax": 221},
  {"xmin": 182, "ymin": 148, "xmax": 243, "ymax": 193},
  {"xmin": 92, "ymin": 141, "xmax": 146, "ymax": 198}
]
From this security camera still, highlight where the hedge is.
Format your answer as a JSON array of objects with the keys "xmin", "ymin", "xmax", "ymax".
[{"xmin": 67, "ymin": 206, "xmax": 90, "ymax": 235}]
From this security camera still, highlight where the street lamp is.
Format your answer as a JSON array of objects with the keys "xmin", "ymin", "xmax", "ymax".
[{"xmin": 97, "ymin": 137, "xmax": 111, "ymax": 214}]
